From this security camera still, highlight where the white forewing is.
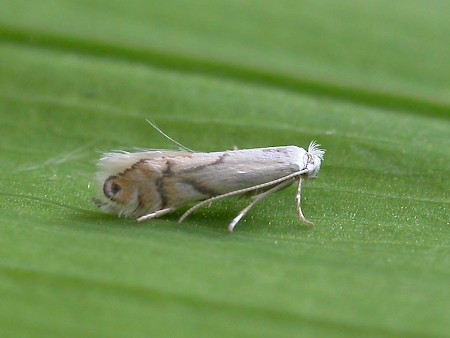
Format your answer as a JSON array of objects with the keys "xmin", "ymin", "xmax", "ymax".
[{"xmin": 94, "ymin": 143, "xmax": 325, "ymax": 231}]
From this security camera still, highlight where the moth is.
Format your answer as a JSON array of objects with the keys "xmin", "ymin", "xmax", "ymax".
[{"xmin": 94, "ymin": 141, "xmax": 325, "ymax": 231}]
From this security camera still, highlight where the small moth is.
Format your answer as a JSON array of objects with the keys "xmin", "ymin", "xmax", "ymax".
[{"xmin": 94, "ymin": 141, "xmax": 325, "ymax": 231}]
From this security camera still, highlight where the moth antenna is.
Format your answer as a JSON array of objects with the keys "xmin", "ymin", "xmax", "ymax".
[
  {"xmin": 228, "ymin": 179, "xmax": 294, "ymax": 231},
  {"xmin": 146, "ymin": 119, "xmax": 194, "ymax": 152},
  {"xmin": 178, "ymin": 169, "xmax": 308, "ymax": 223}
]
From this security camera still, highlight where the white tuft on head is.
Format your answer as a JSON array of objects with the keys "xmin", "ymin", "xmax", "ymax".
[{"xmin": 305, "ymin": 141, "xmax": 325, "ymax": 177}]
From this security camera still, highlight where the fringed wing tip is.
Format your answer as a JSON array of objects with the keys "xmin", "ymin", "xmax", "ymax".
[{"xmin": 308, "ymin": 141, "xmax": 326, "ymax": 160}]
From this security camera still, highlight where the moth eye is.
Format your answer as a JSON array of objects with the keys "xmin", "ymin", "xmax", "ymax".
[
  {"xmin": 103, "ymin": 176, "xmax": 122, "ymax": 199},
  {"xmin": 111, "ymin": 182, "xmax": 121, "ymax": 194}
]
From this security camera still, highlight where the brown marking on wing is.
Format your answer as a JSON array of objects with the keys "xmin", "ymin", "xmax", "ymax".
[
  {"xmin": 180, "ymin": 153, "xmax": 229, "ymax": 174},
  {"xmin": 181, "ymin": 178, "xmax": 218, "ymax": 198},
  {"xmin": 154, "ymin": 160, "xmax": 174, "ymax": 209}
]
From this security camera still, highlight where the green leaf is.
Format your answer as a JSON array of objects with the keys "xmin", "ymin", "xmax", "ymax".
[{"xmin": 0, "ymin": 1, "xmax": 449, "ymax": 337}]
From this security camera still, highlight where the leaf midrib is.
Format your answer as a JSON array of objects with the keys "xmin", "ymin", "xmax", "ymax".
[{"xmin": 0, "ymin": 24, "xmax": 448, "ymax": 119}]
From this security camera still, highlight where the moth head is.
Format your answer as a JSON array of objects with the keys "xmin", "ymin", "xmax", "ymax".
[
  {"xmin": 103, "ymin": 175, "xmax": 137, "ymax": 205},
  {"xmin": 95, "ymin": 174, "xmax": 140, "ymax": 218},
  {"xmin": 304, "ymin": 141, "xmax": 325, "ymax": 177}
]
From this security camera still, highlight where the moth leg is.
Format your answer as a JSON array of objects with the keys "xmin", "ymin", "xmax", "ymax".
[
  {"xmin": 228, "ymin": 179, "xmax": 294, "ymax": 232},
  {"xmin": 296, "ymin": 177, "xmax": 314, "ymax": 226},
  {"xmin": 137, "ymin": 207, "xmax": 177, "ymax": 222}
]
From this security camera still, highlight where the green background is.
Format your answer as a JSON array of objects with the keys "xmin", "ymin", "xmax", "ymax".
[{"xmin": 0, "ymin": 1, "xmax": 449, "ymax": 337}]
